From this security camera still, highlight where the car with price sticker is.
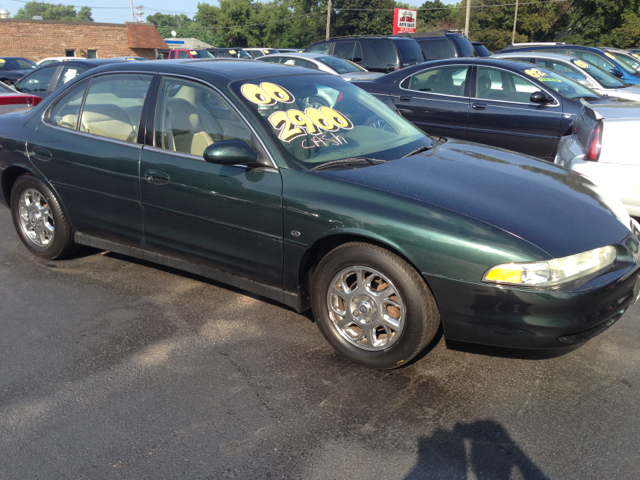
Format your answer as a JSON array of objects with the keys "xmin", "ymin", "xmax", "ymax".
[
  {"xmin": 493, "ymin": 52, "xmax": 640, "ymax": 102},
  {"xmin": 207, "ymin": 48, "xmax": 252, "ymax": 59},
  {"xmin": 355, "ymin": 57, "xmax": 636, "ymax": 161},
  {"xmin": 1, "ymin": 59, "xmax": 639, "ymax": 369},
  {"xmin": 166, "ymin": 49, "xmax": 215, "ymax": 59}
]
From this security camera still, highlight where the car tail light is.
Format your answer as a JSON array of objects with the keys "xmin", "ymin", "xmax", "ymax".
[
  {"xmin": 584, "ymin": 121, "xmax": 602, "ymax": 161},
  {"xmin": 0, "ymin": 95, "xmax": 43, "ymax": 107}
]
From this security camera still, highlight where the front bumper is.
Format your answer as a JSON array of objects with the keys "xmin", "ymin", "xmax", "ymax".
[{"xmin": 424, "ymin": 234, "xmax": 640, "ymax": 349}]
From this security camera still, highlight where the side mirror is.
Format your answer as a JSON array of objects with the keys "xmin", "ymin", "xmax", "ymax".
[
  {"xmin": 609, "ymin": 68, "xmax": 624, "ymax": 78},
  {"xmin": 530, "ymin": 91, "xmax": 554, "ymax": 105},
  {"xmin": 203, "ymin": 140, "xmax": 259, "ymax": 166}
]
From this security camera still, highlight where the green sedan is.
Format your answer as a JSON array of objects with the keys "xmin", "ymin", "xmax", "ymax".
[{"xmin": 0, "ymin": 59, "xmax": 639, "ymax": 369}]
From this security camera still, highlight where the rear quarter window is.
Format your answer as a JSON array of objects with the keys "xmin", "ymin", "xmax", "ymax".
[
  {"xmin": 419, "ymin": 38, "xmax": 456, "ymax": 60},
  {"xmin": 364, "ymin": 39, "xmax": 399, "ymax": 71},
  {"xmin": 394, "ymin": 39, "xmax": 423, "ymax": 63}
]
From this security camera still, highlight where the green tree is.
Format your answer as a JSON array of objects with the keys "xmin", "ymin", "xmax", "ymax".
[
  {"xmin": 14, "ymin": 1, "xmax": 93, "ymax": 21},
  {"xmin": 146, "ymin": 13, "xmax": 193, "ymax": 28}
]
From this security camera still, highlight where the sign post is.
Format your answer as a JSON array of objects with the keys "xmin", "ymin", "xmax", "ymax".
[{"xmin": 393, "ymin": 8, "xmax": 417, "ymax": 35}]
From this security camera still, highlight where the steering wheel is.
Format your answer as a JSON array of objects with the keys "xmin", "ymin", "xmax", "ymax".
[{"xmin": 364, "ymin": 114, "xmax": 398, "ymax": 134}]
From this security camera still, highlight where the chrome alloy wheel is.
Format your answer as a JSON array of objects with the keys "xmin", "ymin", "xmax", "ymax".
[
  {"xmin": 327, "ymin": 266, "xmax": 405, "ymax": 351},
  {"xmin": 18, "ymin": 188, "xmax": 55, "ymax": 247}
]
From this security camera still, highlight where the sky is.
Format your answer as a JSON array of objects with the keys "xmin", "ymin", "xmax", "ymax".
[{"xmin": 0, "ymin": 0, "xmax": 459, "ymax": 24}]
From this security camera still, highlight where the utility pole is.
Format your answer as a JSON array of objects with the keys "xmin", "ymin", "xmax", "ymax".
[
  {"xmin": 512, "ymin": 0, "xmax": 519, "ymax": 44},
  {"xmin": 130, "ymin": 0, "xmax": 134, "ymax": 22},
  {"xmin": 326, "ymin": 0, "xmax": 331, "ymax": 41},
  {"xmin": 464, "ymin": 0, "xmax": 471, "ymax": 37},
  {"xmin": 135, "ymin": 5, "xmax": 144, "ymax": 22}
]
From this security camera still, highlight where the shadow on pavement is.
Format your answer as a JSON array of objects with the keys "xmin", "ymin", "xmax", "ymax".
[
  {"xmin": 405, "ymin": 420, "xmax": 549, "ymax": 480},
  {"xmin": 444, "ymin": 339, "xmax": 581, "ymax": 360}
]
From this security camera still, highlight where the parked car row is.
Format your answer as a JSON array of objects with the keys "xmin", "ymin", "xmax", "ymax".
[{"xmin": 1, "ymin": 58, "xmax": 639, "ymax": 370}]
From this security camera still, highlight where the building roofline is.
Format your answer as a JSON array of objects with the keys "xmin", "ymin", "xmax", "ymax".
[{"xmin": 0, "ymin": 18, "xmax": 151, "ymax": 27}]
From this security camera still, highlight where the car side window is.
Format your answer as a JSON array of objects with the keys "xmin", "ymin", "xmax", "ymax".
[
  {"xmin": 154, "ymin": 77, "xmax": 252, "ymax": 157},
  {"xmin": 407, "ymin": 66, "xmax": 469, "ymax": 96},
  {"xmin": 16, "ymin": 67, "xmax": 57, "ymax": 93},
  {"xmin": 476, "ymin": 67, "xmax": 540, "ymax": 103},
  {"xmin": 281, "ymin": 58, "xmax": 318, "ymax": 69},
  {"xmin": 334, "ymin": 42, "xmax": 356, "ymax": 61},
  {"xmin": 48, "ymin": 81, "xmax": 88, "ymax": 130},
  {"xmin": 56, "ymin": 65, "xmax": 87, "ymax": 89},
  {"xmin": 353, "ymin": 43, "xmax": 363, "ymax": 63},
  {"xmin": 364, "ymin": 39, "xmax": 398, "ymax": 70},
  {"xmin": 177, "ymin": 51, "xmax": 189, "ymax": 59},
  {"xmin": 419, "ymin": 39, "xmax": 457, "ymax": 60},
  {"xmin": 79, "ymin": 74, "xmax": 153, "ymax": 143},
  {"xmin": 307, "ymin": 43, "xmax": 333, "ymax": 54}
]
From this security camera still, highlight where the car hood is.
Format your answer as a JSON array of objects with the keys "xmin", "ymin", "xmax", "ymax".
[{"xmin": 317, "ymin": 139, "xmax": 631, "ymax": 259}]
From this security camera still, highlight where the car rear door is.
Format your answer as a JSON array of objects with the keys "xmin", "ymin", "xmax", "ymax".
[
  {"xmin": 466, "ymin": 66, "xmax": 562, "ymax": 160},
  {"xmin": 393, "ymin": 64, "xmax": 471, "ymax": 139},
  {"xmin": 139, "ymin": 76, "xmax": 284, "ymax": 286},
  {"xmin": 27, "ymin": 72, "xmax": 154, "ymax": 245}
]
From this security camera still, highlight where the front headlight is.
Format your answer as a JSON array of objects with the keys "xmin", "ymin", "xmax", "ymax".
[{"xmin": 483, "ymin": 245, "xmax": 617, "ymax": 287}]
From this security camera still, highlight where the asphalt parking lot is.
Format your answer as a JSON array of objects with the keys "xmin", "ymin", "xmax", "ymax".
[{"xmin": 1, "ymin": 206, "xmax": 639, "ymax": 480}]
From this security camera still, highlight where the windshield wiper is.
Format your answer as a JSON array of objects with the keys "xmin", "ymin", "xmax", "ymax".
[
  {"xmin": 573, "ymin": 95, "xmax": 601, "ymax": 101},
  {"xmin": 310, "ymin": 157, "xmax": 385, "ymax": 172},
  {"xmin": 401, "ymin": 145, "xmax": 436, "ymax": 158}
]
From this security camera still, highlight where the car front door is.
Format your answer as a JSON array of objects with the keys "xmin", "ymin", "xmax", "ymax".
[
  {"xmin": 139, "ymin": 76, "xmax": 284, "ymax": 286},
  {"xmin": 27, "ymin": 73, "xmax": 153, "ymax": 245},
  {"xmin": 466, "ymin": 66, "xmax": 562, "ymax": 160},
  {"xmin": 393, "ymin": 64, "xmax": 470, "ymax": 140}
]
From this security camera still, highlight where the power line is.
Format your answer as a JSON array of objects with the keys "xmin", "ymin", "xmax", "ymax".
[{"xmin": 338, "ymin": 0, "xmax": 569, "ymax": 12}]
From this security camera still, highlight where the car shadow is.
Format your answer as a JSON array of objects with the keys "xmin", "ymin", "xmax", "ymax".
[
  {"xmin": 444, "ymin": 339, "xmax": 581, "ymax": 360},
  {"xmin": 404, "ymin": 420, "xmax": 550, "ymax": 479}
]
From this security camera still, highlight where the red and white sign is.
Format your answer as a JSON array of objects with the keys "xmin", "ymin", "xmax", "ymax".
[{"xmin": 393, "ymin": 8, "xmax": 417, "ymax": 35}]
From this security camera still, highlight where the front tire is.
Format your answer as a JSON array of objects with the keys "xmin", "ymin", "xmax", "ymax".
[
  {"xmin": 10, "ymin": 173, "xmax": 77, "ymax": 260},
  {"xmin": 311, "ymin": 242, "xmax": 440, "ymax": 369}
]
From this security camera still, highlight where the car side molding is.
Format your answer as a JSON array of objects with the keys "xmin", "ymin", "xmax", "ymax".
[{"xmin": 74, "ymin": 233, "xmax": 310, "ymax": 313}]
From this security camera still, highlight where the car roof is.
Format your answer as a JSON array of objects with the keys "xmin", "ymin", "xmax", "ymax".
[
  {"xmin": 0, "ymin": 56, "xmax": 33, "ymax": 60},
  {"xmin": 85, "ymin": 58, "xmax": 332, "ymax": 82},
  {"xmin": 494, "ymin": 52, "xmax": 580, "ymax": 62},
  {"xmin": 259, "ymin": 52, "xmax": 325, "ymax": 59}
]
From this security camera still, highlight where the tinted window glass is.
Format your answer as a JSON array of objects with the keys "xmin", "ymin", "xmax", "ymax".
[
  {"xmin": 281, "ymin": 58, "xmax": 319, "ymax": 69},
  {"xmin": 570, "ymin": 58, "xmax": 627, "ymax": 88},
  {"xmin": 307, "ymin": 43, "xmax": 333, "ymax": 54},
  {"xmin": 16, "ymin": 67, "xmax": 57, "ymax": 93},
  {"xmin": 364, "ymin": 39, "xmax": 398, "ymax": 71},
  {"xmin": 259, "ymin": 56, "xmax": 280, "ymax": 63},
  {"xmin": 0, "ymin": 58, "xmax": 38, "ymax": 70},
  {"xmin": 317, "ymin": 56, "xmax": 365, "ymax": 74},
  {"xmin": 155, "ymin": 78, "xmax": 252, "ymax": 157},
  {"xmin": 353, "ymin": 43, "xmax": 363, "ymax": 63},
  {"xmin": 334, "ymin": 42, "xmax": 356, "ymax": 61},
  {"xmin": 56, "ymin": 65, "xmax": 87, "ymax": 88},
  {"xmin": 80, "ymin": 74, "xmax": 152, "ymax": 143},
  {"xmin": 476, "ymin": 67, "xmax": 540, "ymax": 103},
  {"xmin": 450, "ymin": 36, "xmax": 475, "ymax": 57},
  {"xmin": 418, "ymin": 38, "xmax": 456, "ymax": 60},
  {"xmin": 48, "ymin": 81, "xmax": 88, "ymax": 130},
  {"xmin": 408, "ymin": 66, "xmax": 468, "ymax": 96},
  {"xmin": 177, "ymin": 51, "xmax": 189, "ymax": 59},
  {"xmin": 394, "ymin": 39, "xmax": 423, "ymax": 63},
  {"xmin": 533, "ymin": 59, "xmax": 586, "ymax": 82},
  {"xmin": 568, "ymin": 50, "xmax": 614, "ymax": 71},
  {"xmin": 248, "ymin": 50, "xmax": 264, "ymax": 57}
]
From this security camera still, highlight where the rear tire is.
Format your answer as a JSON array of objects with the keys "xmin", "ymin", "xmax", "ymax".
[
  {"xmin": 311, "ymin": 242, "xmax": 440, "ymax": 369},
  {"xmin": 10, "ymin": 173, "xmax": 77, "ymax": 260}
]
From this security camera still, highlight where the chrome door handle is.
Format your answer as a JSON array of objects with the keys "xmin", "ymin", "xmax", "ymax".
[
  {"xmin": 472, "ymin": 103, "xmax": 488, "ymax": 110},
  {"xmin": 32, "ymin": 148, "xmax": 52, "ymax": 161},
  {"xmin": 400, "ymin": 96, "xmax": 412, "ymax": 102}
]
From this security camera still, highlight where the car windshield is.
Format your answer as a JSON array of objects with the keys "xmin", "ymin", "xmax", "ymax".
[
  {"xmin": 193, "ymin": 50, "xmax": 215, "ymax": 58},
  {"xmin": 317, "ymin": 56, "xmax": 366, "ymax": 74},
  {"xmin": 519, "ymin": 65, "xmax": 602, "ymax": 100},
  {"xmin": 570, "ymin": 58, "xmax": 628, "ymax": 88},
  {"xmin": 0, "ymin": 58, "xmax": 37, "ymax": 70},
  {"xmin": 232, "ymin": 75, "xmax": 433, "ymax": 170},
  {"xmin": 609, "ymin": 51, "xmax": 640, "ymax": 71}
]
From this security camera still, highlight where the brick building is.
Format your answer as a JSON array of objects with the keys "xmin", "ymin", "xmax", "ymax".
[{"xmin": 0, "ymin": 19, "xmax": 167, "ymax": 61}]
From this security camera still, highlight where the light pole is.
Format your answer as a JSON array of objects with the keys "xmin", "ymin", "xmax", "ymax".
[
  {"xmin": 464, "ymin": 0, "xmax": 471, "ymax": 37},
  {"xmin": 326, "ymin": 0, "xmax": 332, "ymax": 41},
  {"xmin": 130, "ymin": 0, "xmax": 134, "ymax": 22},
  {"xmin": 512, "ymin": 0, "xmax": 519, "ymax": 44}
]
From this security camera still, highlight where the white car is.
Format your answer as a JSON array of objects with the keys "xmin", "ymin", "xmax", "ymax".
[
  {"xmin": 257, "ymin": 52, "xmax": 384, "ymax": 82},
  {"xmin": 37, "ymin": 56, "xmax": 76, "ymax": 67},
  {"xmin": 555, "ymin": 101, "xmax": 640, "ymax": 216},
  {"xmin": 494, "ymin": 52, "xmax": 640, "ymax": 102}
]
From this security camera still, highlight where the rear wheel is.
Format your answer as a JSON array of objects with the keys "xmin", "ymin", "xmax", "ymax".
[
  {"xmin": 10, "ymin": 173, "xmax": 77, "ymax": 260},
  {"xmin": 311, "ymin": 242, "xmax": 440, "ymax": 369}
]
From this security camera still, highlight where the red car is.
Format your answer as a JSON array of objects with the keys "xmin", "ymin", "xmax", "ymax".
[
  {"xmin": 0, "ymin": 80, "xmax": 42, "ymax": 114},
  {"xmin": 166, "ymin": 49, "xmax": 215, "ymax": 59}
]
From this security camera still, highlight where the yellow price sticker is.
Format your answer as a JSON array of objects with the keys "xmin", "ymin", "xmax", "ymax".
[
  {"xmin": 605, "ymin": 52, "xmax": 615, "ymax": 59},
  {"xmin": 524, "ymin": 68, "xmax": 547, "ymax": 78},
  {"xmin": 573, "ymin": 59, "xmax": 589, "ymax": 69},
  {"xmin": 0, "ymin": 59, "xmax": 5, "ymax": 64},
  {"xmin": 633, "ymin": 53, "xmax": 640, "ymax": 60},
  {"xmin": 241, "ymin": 82, "xmax": 294, "ymax": 105},
  {"xmin": 229, "ymin": 50, "xmax": 236, "ymax": 54},
  {"xmin": 189, "ymin": 51, "xmax": 197, "ymax": 55},
  {"xmin": 263, "ymin": 50, "xmax": 269, "ymax": 54},
  {"xmin": 269, "ymin": 107, "xmax": 353, "ymax": 142}
]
